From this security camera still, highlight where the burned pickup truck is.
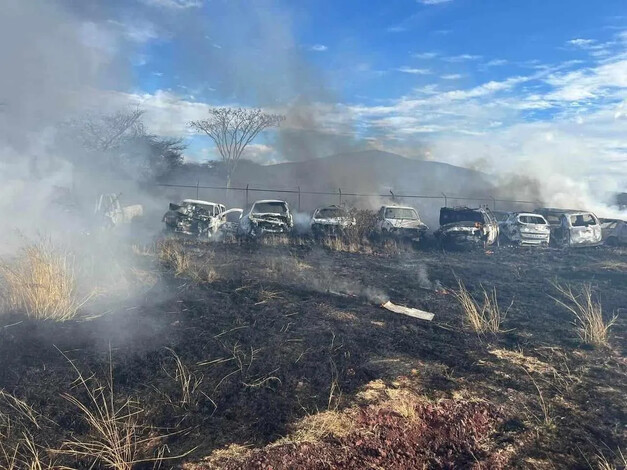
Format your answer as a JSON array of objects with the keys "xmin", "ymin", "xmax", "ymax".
[
  {"xmin": 310, "ymin": 205, "xmax": 356, "ymax": 236},
  {"xmin": 238, "ymin": 200, "xmax": 293, "ymax": 237},
  {"xmin": 535, "ymin": 208, "xmax": 602, "ymax": 248},
  {"xmin": 435, "ymin": 206, "xmax": 499, "ymax": 249},
  {"xmin": 163, "ymin": 199, "xmax": 241, "ymax": 238},
  {"xmin": 375, "ymin": 205, "xmax": 428, "ymax": 241}
]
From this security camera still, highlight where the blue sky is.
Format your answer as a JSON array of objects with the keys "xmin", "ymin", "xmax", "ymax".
[{"xmin": 71, "ymin": 0, "xmax": 626, "ymax": 207}]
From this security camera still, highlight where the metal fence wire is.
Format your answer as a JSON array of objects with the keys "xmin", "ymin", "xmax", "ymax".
[{"xmin": 156, "ymin": 182, "xmax": 540, "ymax": 213}]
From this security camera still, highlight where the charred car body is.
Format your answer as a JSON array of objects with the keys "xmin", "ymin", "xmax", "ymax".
[
  {"xmin": 375, "ymin": 205, "xmax": 428, "ymax": 241},
  {"xmin": 163, "ymin": 199, "xmax": 241, "ymax": 238},
  {"xmin": 435, "ymin": 207, "xmax": 499, "ymax": 248},
  {"xmin": 500, "ymin": 212, "xmax": 551, "ymax": 246},
  {"xmin": 535, "ymin": 208, "xmax": 602, "ymax": 248},
  {"xmin": 310, "ymin": 205, "xmax": 356, "ymax": 236},
  {"xmin": 600, "ymin": 218, "xmax": 627, "ymax": 246},
  {"xmin": 239, "ymin": 200, "xmax": 293, "ymax": 237}
]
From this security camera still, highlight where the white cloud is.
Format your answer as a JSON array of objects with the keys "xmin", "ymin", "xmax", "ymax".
[
  {"xmin": 443, "ymin": 54, "xmax": 482, "ymax": 62},
  {"xmin": 418, "ymin": 0, "xmax": 454, "ymax": 4},
  {"xmin": 396, "ymin": 66, "xmax": 431, "ymax": 74},
  {"xmin": 139, "ymin": 0, "xmax": 203, "ymax": 8},
  {"xmin": 441, "ymin": 74, "xmax": 462, "ymax": 80},
  {"xmin": 485, "ymin": 59, "xmax": 508, "ymax": 67},
  {"xmin": 387, "ymin": 25, "xmax": 407, "ymax": 33},
  {"xmin": 413, "ymin": 52, "xmax": 438, "ymax": 59},
  {"xmin": 309, "ymin": 44, "xmax": 328, "ymax": 52},
  {"xmin": 568, "ymin": 38, "xmax": 596, "ymax": 47}
]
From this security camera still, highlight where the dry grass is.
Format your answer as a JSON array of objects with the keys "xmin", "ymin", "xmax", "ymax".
[
  {"xmin": 282, "ymin": 409, "xmax": 355, "ymax": 444},
  {"xmin": 59, "ymin": 353, "xmax": 183, "ymax": 469},
  {"xmin": 453, "ymin": 280, "xmax": 511, "ymax": 333},
  {"xmin": 551, "ymin": 282, "xmax": 617, "ymax": 347},
  {"xmin": 593, "ymin": 448, "xmax": 626, "ymax": 470},
  {"xmin": 164, "ymin": 348, "xmax": 204, "ymax": 408},
  {"xmin": 0, "ymin": 391, "xmax": 54, "ymax": 469},
  {"xmin": 321, "ymin": 236, "xmax": 369, "ymax": 254},
  {"xmin": 0, "ymin": 241, "xmax": 94, "ymax": 321},
  {"xmin": 158, "ymin": 240, "xmax": 218, "ymax": 283}
]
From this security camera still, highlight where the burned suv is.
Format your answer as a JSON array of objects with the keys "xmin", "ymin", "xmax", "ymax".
[
  {"xmin": 239, "ymin": 200, "xmax": 293, "ymax": 237},
  {"xmin": 310, "ymin": 205, "xmax": 356, "ymax": 236},
  {"xmin": 500, "ymin": 212, "xmax": 551, "ymax": 246},
  {"xmin": 535, "ymin": 208, "xmax": 602, "ymax": 248},
  {"xmin": 163, "ymin": 199, "xmax": 240, "ymax": 238},
  {"xmin": 435, "ymin": 206, "xmax": 499, "ymax": 249}
]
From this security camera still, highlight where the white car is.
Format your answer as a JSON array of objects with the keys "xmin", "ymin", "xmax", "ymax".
[
  {"xmin": 376, "ymin": 205, "xmax": 428, "ymax": 240},
  {"xmin": 500, "ymin": 212, "xmax": 550, "ymax": 246},
  {"xmin": 163, "ymin": 199, "xmax": 242, "ymax": 238},
  {"xmin": 536, "ymin": 208, "xmax": 602, "ymax": 247},
  {"xmin": 239, "ymin": 200, "xmax": 293, "ymax": 237}
]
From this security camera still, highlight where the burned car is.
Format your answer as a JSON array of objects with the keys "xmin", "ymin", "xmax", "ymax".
[
  {"xmin": 535, "ymin": 208, "xmax": 602, "ymax": 247},
  {"xmin": 310, "ymin": 205, "xmax": 356, "ymax": 236},
  {"xmin": 239, "ymin": 199, "xmax": 293, "ymax": 237},
  {"xmin": 435, "ymin": 206, "xmax": 499, "ymax": 249},
  {"xmin": 163, "ymin": 199, "xmax": 241, "ymax": 238},
  {"xmin": 375, "ymin": 205, "xmax": 428, "ymax": 241},
  {"xmin": 600, "ymin": 218, "xmax": 627, "ymax": 246},
  {"xmin": 499, "ymin": 212, "xmax": 550, "ymax": 246}
]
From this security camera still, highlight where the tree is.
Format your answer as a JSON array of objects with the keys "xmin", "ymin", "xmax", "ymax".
[
  {"xmin": 189, "ymin": 107, "xmax": 285, "ymax": 188},
  {"xmin": 71, "ymin": 108, "xmax": 145, "ymax": 152}
]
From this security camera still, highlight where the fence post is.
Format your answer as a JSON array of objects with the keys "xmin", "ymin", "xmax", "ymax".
[
  {"xmin": 338, "ymin": 188, "xmax": 342, "ymax": 205},
  {"xmin": 245, "ymin": 184, "xmax": 249, "ymax": 208},
  {"xmin": 441, "ymin": 192, "xmax": 447, "ymax": 207},
  {"xmin": 196, "ymin": 180, "xmax": 199, "ymax": 200},
  {"xmin": 298, "ymin": 186, "xmax": 301, "ymax": 212},
  {"xmin": 390, "ymin": 190, "xmax": 395, "ymax": 201}
]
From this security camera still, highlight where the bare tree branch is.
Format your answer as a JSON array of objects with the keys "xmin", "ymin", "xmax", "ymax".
[{"xmin": 189, "ymin": 107, "xmax": 285, "ymax": 188}]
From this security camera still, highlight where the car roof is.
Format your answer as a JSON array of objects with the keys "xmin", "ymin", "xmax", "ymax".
[
  {"xmin": 382, "ymin": 205, "xmax": 415, "ymax": 210},
  {"xmin": 181, "ymin": 199, "xmax": 220, "ymax": 206},
  {"xmin": 513, "ymin": 212, "xmax": 547, "ymax": 218},
  {"xmin": 253, "ymin": 199, "xmax": 288, "ymax": 204}
]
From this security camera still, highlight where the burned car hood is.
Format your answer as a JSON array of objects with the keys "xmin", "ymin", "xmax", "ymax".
[
  {"xmin": 312, "ymin": 217, "xmax": 355, "ymax": 226},
  {"xmin": 386, "ymin": 219, "xmax": 428, "ymax": 230},
  {"xmin": 250, "ymin": 213, "xmax": 291, "ymax": 224}
]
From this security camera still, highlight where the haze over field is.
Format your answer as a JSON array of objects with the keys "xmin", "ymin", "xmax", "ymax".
[{"xmin": 0, "ymin": 0, "xmax": 626, "ymax": 223}]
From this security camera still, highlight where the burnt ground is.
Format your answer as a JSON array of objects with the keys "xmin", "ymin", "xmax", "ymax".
[{"xmin": 0, "ymin": 239, "xmax": 626, "ymax": 469}]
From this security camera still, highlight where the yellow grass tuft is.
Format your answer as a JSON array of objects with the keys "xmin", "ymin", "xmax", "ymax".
[
  {"xmin": 551, "ymin": 282, "xmax": 617, "ymax": 347},
  {"xmin": 453, "ymin": 280, "xmax": 511, "ymax": 333},
  {"xmin": 284, "ymin": 409, "xmax": 355, "ymax": 444},
  {"xmin": 0, "ymin": 241, "xmax": 93, "ymax": 321}
]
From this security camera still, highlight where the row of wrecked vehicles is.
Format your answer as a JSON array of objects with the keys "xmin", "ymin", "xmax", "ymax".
[{"xmin": 162, "ymin": 197, "xmax": 626, "ymax": 249}]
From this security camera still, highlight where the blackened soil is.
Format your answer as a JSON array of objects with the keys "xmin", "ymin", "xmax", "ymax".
[{"xmin": 0, "ymin": 241, "xmax": 625, "ymax": 469}]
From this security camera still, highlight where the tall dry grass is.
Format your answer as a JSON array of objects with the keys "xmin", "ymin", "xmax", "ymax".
[
  {"xmin": 158, "ymin": 239, "xmax": 217, "ymax": 283},
  {"xmin": 0, "ymin": 241, "xmax": 93, "ymax": 321},
  {"xmin": 0, "ymin": 391, "xmax": 55, "ymax": 469},
  {"xmin": 551, "ymin": 282, "xmax": 616, "ymax": 347},
  {"xmin": 59, "ymin": 352, "xmax": 188, "ymax": 469},
  {"xmin": 453, "ymin": 280, "xmax": 511, "ymax": 333}
]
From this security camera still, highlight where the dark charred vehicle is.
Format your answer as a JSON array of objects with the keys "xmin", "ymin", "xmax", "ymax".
[
  {"xmin": 239, "ymin": 199, "xmax": 293, "ymax": 237},
  {"xmin": 435, "ymin": 206, "xmax": 499, "ymax": 249},
  {"xmin": 310, "ymin": 205, "xmax": 356, "ymax": 236},
  {"xmin": 600, "ymin": 218, "xmax": 627, "ymax": 246},
  {"xmin": 163, "ymin": 199, "xmax": 241, "ymax": 238},
  {"xmin": 535, "ymin": 208, "xmax": 602, "ymax": 248}
]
